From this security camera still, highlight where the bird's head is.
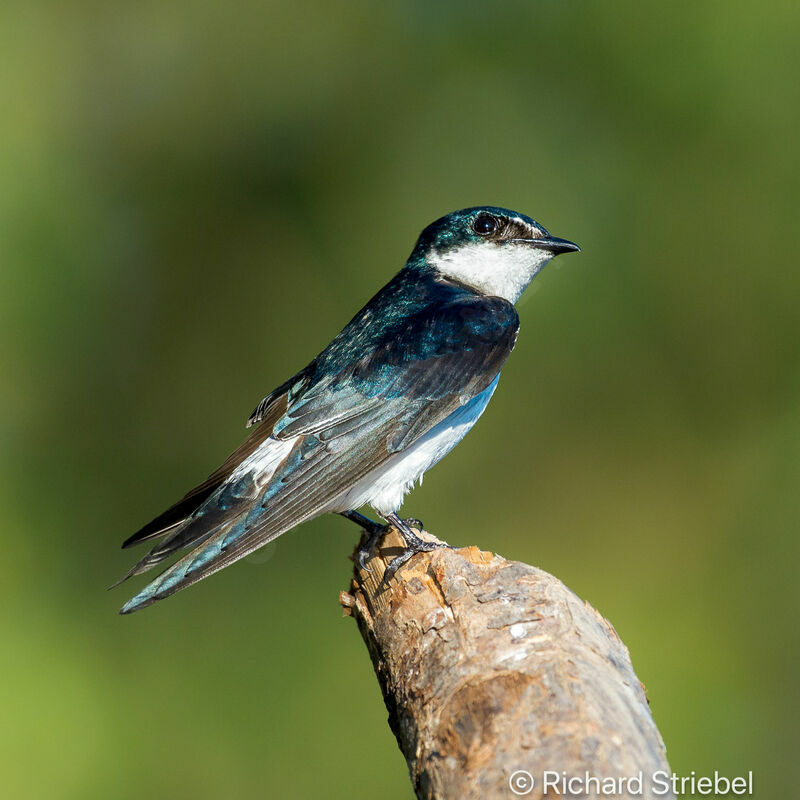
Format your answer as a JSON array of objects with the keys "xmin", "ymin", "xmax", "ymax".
[{"xmin": 413, "ymin": 206, "xmax": 579, "ymax": 303}]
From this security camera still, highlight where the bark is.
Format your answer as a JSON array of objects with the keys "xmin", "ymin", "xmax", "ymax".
[{"xmin": 340, "ymin": 526, "xmax": 673, "ymax": 800}]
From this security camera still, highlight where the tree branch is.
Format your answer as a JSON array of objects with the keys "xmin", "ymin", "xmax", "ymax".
[{"xmin": 340, "ymin": 526, "xmax": 673, "ymax": 800}]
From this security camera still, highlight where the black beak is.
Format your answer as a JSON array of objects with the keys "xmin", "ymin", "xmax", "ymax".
[{"xmin": 519, "ymin": 235, "xmax": 580, "ymax": 255}]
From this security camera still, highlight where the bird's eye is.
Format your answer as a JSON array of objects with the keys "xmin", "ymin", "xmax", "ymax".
[{"xmin": 472, "ymin": 213, "xmax": 499, "ymax": 236}]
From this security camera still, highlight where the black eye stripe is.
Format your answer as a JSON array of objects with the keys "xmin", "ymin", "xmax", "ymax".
[{"xmin": 472, "ymin": 214, "xmax": 499, "ymax": 235}]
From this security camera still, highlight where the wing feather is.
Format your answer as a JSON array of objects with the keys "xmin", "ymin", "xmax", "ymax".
[
  {"xmin": 120, "ymin": 388, "xmax": 289, "ymax": 550},
  {"xmin": 119, "ymin": 286, "xmax": 519, "ymax": 612}
]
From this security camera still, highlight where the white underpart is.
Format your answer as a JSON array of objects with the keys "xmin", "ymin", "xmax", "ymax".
[
  {"xmin": 331, "ymin": 374, "xmax": 501, "ymax": 516},
  {"xmin": 230, "ymin": 435, "xmax": 297, "ymax": 488},
  {"xmin": 228, "ymin": 373, "xmax": 500, "ymax": 519},
  {"xmin": 429, "ymin": 240, "xmax": 553, "ymax": 303}
]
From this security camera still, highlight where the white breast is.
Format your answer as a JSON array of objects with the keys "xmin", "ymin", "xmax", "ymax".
[{"xmin": 331, "ymin": 374, "xmax": 501, "ymax": 516}]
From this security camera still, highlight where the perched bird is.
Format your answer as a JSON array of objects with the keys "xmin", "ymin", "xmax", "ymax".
[{"xmin": 116, "ymin": 206, "xmax": 579, "ymax": 614}]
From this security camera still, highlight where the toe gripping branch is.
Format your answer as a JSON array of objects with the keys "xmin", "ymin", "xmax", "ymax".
[{"xmin": 348, "ymin": 511, "xmax": 453, "ymax": 587}]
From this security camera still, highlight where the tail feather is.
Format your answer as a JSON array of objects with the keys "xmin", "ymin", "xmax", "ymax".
[
  {"xmin": 121, "ymin": 485, "xmax": 218, "ymax": 549},
  {"xmin": 118, "ymin": 426, "xmax": 390, "ymax": 614},
  {"xmin": 110, "ymin": 516, "xmax": 225, "ymax": 588},
  {"xmin": 122, "ymin": 389, "xmax": 290, "ymax": 550},
  {"xmin": 119, "ymin": 486, "xmax": 283, "ymax": 615},
  {"xmin": 114, "ymin": 470, "xmax": 263, "ymax": 588}
]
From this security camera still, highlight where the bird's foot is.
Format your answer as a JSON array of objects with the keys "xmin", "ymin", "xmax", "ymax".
[
  {"xmin": 342, "ymin": 510, "xmax": 446, "ymax": 578},
  {"xmin": 356, "ymin": 526, "xmax": 384, "ymax": 572},
  {"xmin": 380, "ymin": 513, "xmax": 451, "ymax": 584},
  {"xmin": 340, "ymin": 510, "xmax": 391, "ymax": 572},
  {"xmin": 355, "ymin": 517, "xmax": 427, "ymax": 572},
  {"xmin": 382, "ymin": 538, "xmax": 451, "ymax": 584}
]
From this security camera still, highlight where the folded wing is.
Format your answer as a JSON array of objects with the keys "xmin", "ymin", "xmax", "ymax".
[{"xmin": 118, "ymin": 288, "xmax": 519, "ymax": 613}]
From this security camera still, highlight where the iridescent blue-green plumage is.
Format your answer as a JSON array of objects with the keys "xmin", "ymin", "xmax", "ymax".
[{"xmin": 117, "ymin": 206, "xmax": 578, "ymax": 614}]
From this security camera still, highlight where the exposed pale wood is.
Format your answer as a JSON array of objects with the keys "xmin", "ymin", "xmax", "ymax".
[{"xmin": 341, "ymin": 526, "xmax": 673, "ymax": 800}]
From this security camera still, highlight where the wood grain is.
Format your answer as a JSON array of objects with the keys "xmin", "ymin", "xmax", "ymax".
[{"xmin": 341, "ymin": 526, "xmax": 673, "ymax": 800}]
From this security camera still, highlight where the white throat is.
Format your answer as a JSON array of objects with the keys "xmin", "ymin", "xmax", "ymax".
[{"xmin": 428, "ymin": 241, "xmax": 552, "ymax": 303}]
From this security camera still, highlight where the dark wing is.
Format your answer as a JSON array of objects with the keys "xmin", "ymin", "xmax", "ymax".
[
  {"xmin": 119, "ymin": 293, "xmax": 519, "ymax": 613},
  {"xmin": 273, "ymin": 293, "xmax": 519, "ymax": 450}
]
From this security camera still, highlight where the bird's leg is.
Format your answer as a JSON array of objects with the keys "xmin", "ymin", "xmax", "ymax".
[
  {"xmin": 339, "ymin": 509, "xmax": 383, "ymax": 534},
  {"xmin": 381, "ymin": 512, "xmax": 451, "ymax": 582},
  {"xmin": 339, "ymin": 510, "xmax": 445, "ymax": 577},
  {"xmin": 339, "ymin": 510, "xmax": 385, "ymax": 572}
]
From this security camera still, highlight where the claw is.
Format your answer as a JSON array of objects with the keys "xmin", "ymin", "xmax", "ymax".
[
  {"xmin": 379, "ymin": 538, "xmax": 453, "ymax": 587},
  {"xmin": 357, "ymin": 543, "xmax": 375, "ymax": 573},
  {"xmin": 355, "ymin": 524, "xmax": 386, "ymax": 574},
  {"xmin": 341, "ymin": 509, "xmax": 388, "ymax": 573},
  {"xmin": 382, "ymin": 550, "xmax": 415, "ymax": 584},
  {"xmin": 344, "ymin": 510, "xmax": 448, "ymax": 581}
]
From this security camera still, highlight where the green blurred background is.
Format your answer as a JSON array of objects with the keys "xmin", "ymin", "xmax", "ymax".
[{"xmin": 1, "ymin": 1, "xmax": 797, "ymax": 797}]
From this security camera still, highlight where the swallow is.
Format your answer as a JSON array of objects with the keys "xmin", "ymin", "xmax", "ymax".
[{"xmin": 116, "ymin": 206, "xmax": 579, "ymax": 613}]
